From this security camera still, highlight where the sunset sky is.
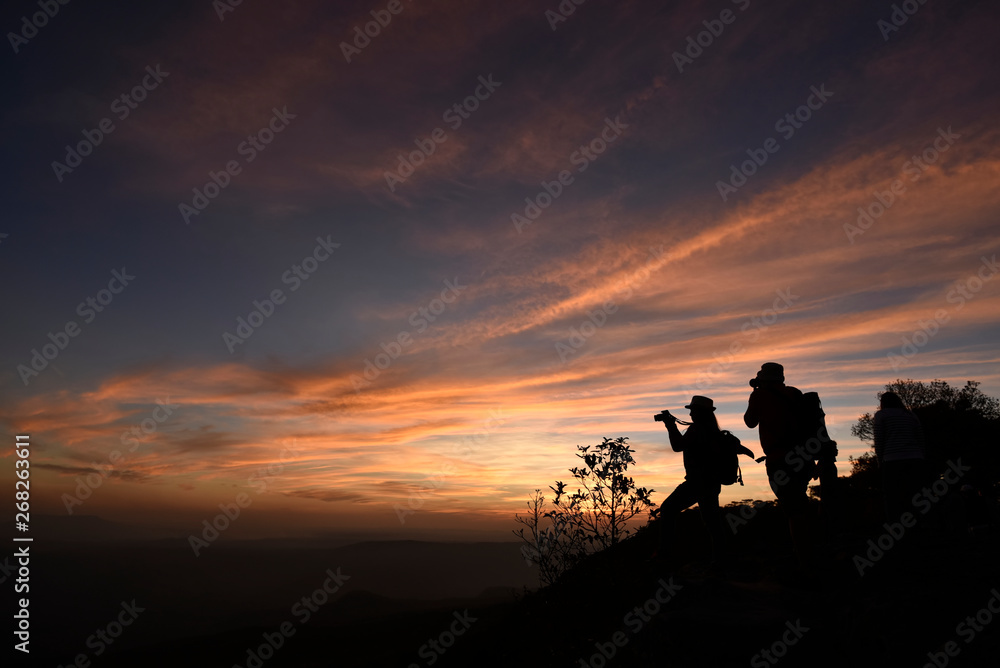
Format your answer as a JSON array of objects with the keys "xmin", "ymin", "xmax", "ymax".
[{"xmin": 2, "ymin": 0, "xmax": 999, "ymax": 540}]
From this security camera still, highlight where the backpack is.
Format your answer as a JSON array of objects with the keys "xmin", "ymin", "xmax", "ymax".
[
  {"xmin": 774, "ymin": 389, "xmax": 838, "ymax": 460},
  {"xmin": 796, "ymin": 391, "xmax": 838, "ymax": 459},
  {"xmin": 715, "ymin": 430, "xmax": 744, "ymax": 486}
]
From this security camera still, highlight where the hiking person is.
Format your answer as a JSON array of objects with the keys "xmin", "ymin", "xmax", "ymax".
[
  {"xmin": 874, "ymin": 391, "xmax": 927, "ymax": 523},
  {"xmin": 654, "ymin": 395, "xmax": 754, "ymax": 562},
  {"xmin": 743, "ymin": 362, "xmax": 814, "ymax": 565},
  {"xmin": 804, "ymin": 391, "xmax": 841, "ymax": 538}
]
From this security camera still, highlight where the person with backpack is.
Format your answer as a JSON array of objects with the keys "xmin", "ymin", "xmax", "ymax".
[
  {"xmin": 743, "ymin": 362, "xmax": 814, "ymax": 566},
  {"xmin": 654, "ymin": 395, "xmax": 754, "ymax": 562}
]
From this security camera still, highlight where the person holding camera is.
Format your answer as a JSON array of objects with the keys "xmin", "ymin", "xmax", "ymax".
[
  {"xmin": 743, "ymin": 362, "xmax": 813, "ymax": 566},
  {"xmin": 654, "ymin": 395, "xmax": 752, "ymax": 562}
]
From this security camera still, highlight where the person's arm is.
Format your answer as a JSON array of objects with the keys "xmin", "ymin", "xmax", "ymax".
[{"xmin": 665, "ymin": 419, "xmax": 685, "ymax": 451}]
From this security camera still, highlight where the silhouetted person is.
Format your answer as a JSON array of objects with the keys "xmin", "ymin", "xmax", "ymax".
[
  {"xmin": 874, "ymin": 391, "xmax": 927, "ymax": 523},
  {"xmin": 655, "ymin": 395, "xmax": 753, "ymax": 563},
  {"xmin": 804, "ymin": 391, "xmax": 841, "ymax": 538},
  {"xmin": 743, "ymin": 363, "xmax": 813, "ymax": 566}
]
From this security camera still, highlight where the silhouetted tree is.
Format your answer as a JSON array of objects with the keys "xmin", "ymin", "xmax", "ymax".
[
  {"xmin": 852, "ymin": 379, "xmax": 1000, "ymax": 491},
  {"xmin": 845, "ymin": 451, "xmax": 881, "ymax": 494},
  {"xmin": 513, "ymin": 437, "xmax": 654, "ymax": 586},
  {"xmin": 557, "ymin": 437, "xmax": 655, "ymax": 548},
  {"xmin": 848, "ymin": 451, "xmax": 879, "ymax": 478},
  {"xmin": 852, "ymin": 379, "xmax": 999, "ymax": 439},
  {"xmin": 513, "ymin": 489, "xmax": 582, "ymax": 587}
]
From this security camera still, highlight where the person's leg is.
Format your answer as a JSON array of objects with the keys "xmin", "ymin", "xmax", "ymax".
[
  {"xmin": 817, "ymin": 449, "xmax": 839, "ymax": 536},
  {"xmin": 881, "ymin": 461, "xmax": 898, "ymax": 522},
  {"xmin": 898, "ymin": 458, "xmax": 931, "ymax": 544},
  {"xmin": 696, "ymin": 483, "xmax": 724, "ymax": 561},
  {"xmin": 657, "ymin": 481, "xmax": 699, "ymax": 556},
  {"xmin": 788, "ymin": 468, "xmax": 814, "ymax": 568},
  {"xmin": 769, "ymin": 459, "xmax": 813, "ymax": 569},
  {"xmin": 899, "ymin": 458, "xmax": 928, "ymax": 503},
  {"xmin": 883, "ymin": 459, "xmax": 927, "ymax": 522}
]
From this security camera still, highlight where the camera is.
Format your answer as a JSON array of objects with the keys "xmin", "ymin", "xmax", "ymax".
[
  {"xmin": 653, "ymin": 410, "xmax": 675, "ymax": 423},
  {"xmin": 749, "ymin": 377, "xmax": 760, "ymax": 389}
]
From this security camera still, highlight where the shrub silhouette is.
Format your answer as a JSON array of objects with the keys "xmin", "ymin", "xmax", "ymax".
[{"xmin": 513, "ymin": 436, "xmax": 654, "ymax": 586}]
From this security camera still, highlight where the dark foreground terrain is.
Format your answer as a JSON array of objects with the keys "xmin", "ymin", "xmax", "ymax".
[{"xmin": 11, "ymin": 500, "xmax": 1000, "ymax": 668}]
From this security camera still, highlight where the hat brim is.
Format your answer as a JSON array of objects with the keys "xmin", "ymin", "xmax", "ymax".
[{"xmin": 684, "ymin": 404, "xmax": 715, "ymax": 411}]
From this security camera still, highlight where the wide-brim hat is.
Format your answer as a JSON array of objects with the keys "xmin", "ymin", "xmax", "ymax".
[
  {"xmin": 684, "ymin": 395, "xmax": 715, "ymax": 411},
  {"xmin": 755, "ymin": 362, "xmax": 785, "ymax": 383}
]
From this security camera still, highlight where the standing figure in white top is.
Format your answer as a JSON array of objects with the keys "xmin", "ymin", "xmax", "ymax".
[{"xmin": 874, "ymin": 391, "xmax": 927, "ymax": 523}]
